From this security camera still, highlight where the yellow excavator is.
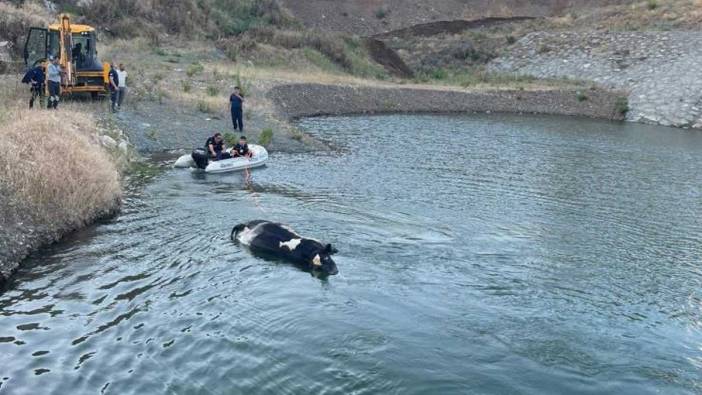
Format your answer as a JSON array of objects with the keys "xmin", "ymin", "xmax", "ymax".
[{"xmin": 24, "ymin": 14, "xmax": 109, "ymax": 98}]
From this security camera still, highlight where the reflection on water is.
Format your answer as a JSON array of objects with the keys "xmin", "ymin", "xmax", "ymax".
[{"xmin": 1, "ymin": 114, "xmax": 701, "ymax": 394}]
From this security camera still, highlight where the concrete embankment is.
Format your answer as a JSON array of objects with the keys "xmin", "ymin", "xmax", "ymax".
[
  {"xmin": 489, "ymin": 31, "xmax": 702, "ymax": 128},
  {"xmin": 268, "ymin": 83, "xmax": 626, "ymax": 121}
]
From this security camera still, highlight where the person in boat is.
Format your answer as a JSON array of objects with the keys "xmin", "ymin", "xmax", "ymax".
[
  {"xmin": 232, "ymin": 135, "xmax": 253, "ymax": 158},
  {"xmin": 205, "ymin": 132, "xmax": 232, "ymax": 161}
]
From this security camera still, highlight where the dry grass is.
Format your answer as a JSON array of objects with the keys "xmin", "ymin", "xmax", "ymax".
[{"xmin": 0, "ymin": 77, "xmax": 121, "ymax": 234}]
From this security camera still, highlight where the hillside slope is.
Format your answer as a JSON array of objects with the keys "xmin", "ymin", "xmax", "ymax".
[{"xmin": 280, "ymin": 0, "xmax": 634, "ymax": 36}]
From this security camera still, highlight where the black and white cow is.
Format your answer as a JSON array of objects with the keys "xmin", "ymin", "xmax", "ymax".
[{"xmin": 231, "ymin": 220, "xmax": 339, "ymax": 275}]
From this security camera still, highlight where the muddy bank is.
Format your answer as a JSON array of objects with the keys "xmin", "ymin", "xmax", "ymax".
[
  {"xmin": 269, "ymin": 83, "xmax": 626, "ymax": 121},
  {"xmin": 0, "ymin": 192, "xmax": 120, "ymax": 290}
]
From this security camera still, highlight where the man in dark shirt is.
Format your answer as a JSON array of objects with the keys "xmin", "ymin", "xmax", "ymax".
[
  {"xmin": 108, "ymin": 63, "xmax": 119, "ymax": 113},
  {"xmin": 22, "ymin": 65, "xmax": 45, "ymax": 109},
  {"xmin": 205, "ymin": 132, "xmax": 232, "ymax": 160},
  {"xmin": 232, "ymin": 136, "xmax": 253, "ymax": 158},
  {"xmin": 229, "ymin": 86, "xmax": 244, "ymax": 132}
]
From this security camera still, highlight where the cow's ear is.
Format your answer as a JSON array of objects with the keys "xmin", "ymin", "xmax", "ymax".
[{"xmin": 325, "ymin": 244, "xmax": 338, "ymax": 254}]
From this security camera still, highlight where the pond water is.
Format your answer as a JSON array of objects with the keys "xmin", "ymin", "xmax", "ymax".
[{"xmin": 1, "ymin": 114, "xmax": 701, "ymax": 394}]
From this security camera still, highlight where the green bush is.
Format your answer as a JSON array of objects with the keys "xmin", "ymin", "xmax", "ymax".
[
  {"xmin": 181, "ymin": 80, "xmax": 192, "ymax": 93},
  {"xmin": 615, "ymin": 96, "xmax": 629, "ymax": 116},
  {"xmin": 153, "ymin": 47, "xmax": 168, "ymax": 56},
  {"xmin": 375, "ymin": 7, "xmax": 389, "ymax": 19},
  {"xmin": 223, "ymin": 132, "xmax": 238, "ymax": 146},
  {"xmin": 259, "ymin": 128, "xmax": 273, "ymax": 146},
  {"xmin": 431, "ymin": 68, "xmax": 448, "ymax": 80},
  {"xmin": 576, "ymin": 91, "xmax": 588, "ymax": 102},
  {"xmin": 303, "ymin": 47, "xmax": 339, "ymax": 72},
  {"xmin": 506, "ymin": 35, "xmax": 517, "ymax": 45},
  {"xmin": 647, "ymin": 0, "xmax": 658, "ymax": 10},
  {"xmin": 206, "ymin": 85, "xmax": 219, "ymax": 96},
  {"xmin": 186, "ymin": 62, "xmax": 204, "ymax": 77}
]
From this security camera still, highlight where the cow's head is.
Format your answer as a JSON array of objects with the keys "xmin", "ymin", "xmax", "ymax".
[{"xmin": 311, "ymin": 244, "xmax": 339, "ymax": 275}]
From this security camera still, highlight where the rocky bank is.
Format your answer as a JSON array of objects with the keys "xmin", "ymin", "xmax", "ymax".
[{"xmin": 489, "ymin": 31, "xmax": 702, "ymax": 128}]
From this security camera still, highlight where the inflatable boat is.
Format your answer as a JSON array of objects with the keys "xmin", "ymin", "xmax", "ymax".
[{"xmin": 173, "ymin": 144, "xmax": 268, "ymax": 174}]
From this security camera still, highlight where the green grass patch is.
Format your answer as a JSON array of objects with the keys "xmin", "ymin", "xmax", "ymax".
[
  {"xmin": 206, "ymin": 85, "xmax": 219, "ymax": 97},
  {"xmin": 259, "ymin": 128, "xmax": 273, "ymax": 146},
  {"xmin": 303, "ymin": 47, "xmax": 340, "ymax": 72},
  {"xmin": 153, "ymin": 47, "xmax": 168, "ymax": 56},
  {"xmin": 186, "ymin": 62, "xmax": 205, "ymax": 77},
  {"xmin": 615, "ymin": 96, "xmax": 629, "ymax": 116},
  {"xmin": 414, "ymin": 66, "xmax": 582, "ymax": 89},
  {"xmin": 375, "ymin": 7, "xmax": 389, "ymax": 19},
  {"xmin": 223, "ymin": 132, "xmax": 238, "ymax": 146}
]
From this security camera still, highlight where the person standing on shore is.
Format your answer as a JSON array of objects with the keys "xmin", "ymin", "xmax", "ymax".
[
  {"xmin": 21, "ymin": 64, "xmax": 45, "ymax": 109},
  {"xmin": 230, "ymin": 86, "xmax": 244, "ymax": 132},
  {"xmin": 108, "ymin": 63, "xmax": 120, "ymax": 113},
  {"xmin": 46, "ymin": 56, "xmax": 62, "ymax": 110},
  {"xmin": 117, "ymin": 63, "xmax": 128, "ymax": 109}
]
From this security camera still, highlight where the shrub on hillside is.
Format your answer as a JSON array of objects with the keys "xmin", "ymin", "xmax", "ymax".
[
  {"xmin": 236, "ymin": 27, "xmax": 354, "ymax": 70},
  {"xmin": 375, "ymin": 7, "xmax": 389, "ymax": 19}
]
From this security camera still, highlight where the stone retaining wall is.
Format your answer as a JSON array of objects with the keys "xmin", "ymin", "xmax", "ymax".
[
  {"xmin": 268, "ymin": 83, "xmax": 626, "ymax": 121},
  {"xmin": 489, "ymin": 31, "xmax": 702, "ymax": 128}
]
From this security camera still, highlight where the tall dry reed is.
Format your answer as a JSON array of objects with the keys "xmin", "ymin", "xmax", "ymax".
[{"xmin": 0, "ymin": 106, "xmax": 121, "ymax": 233}]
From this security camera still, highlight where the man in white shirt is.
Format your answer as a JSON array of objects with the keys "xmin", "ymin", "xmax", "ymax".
[
  {"xmin": 117, "ymin": 63, "xmax": 128, "ymax": 109},
  {"xmin": 46, "ymin": 56, "xmax": 63, "ymax": 110}
]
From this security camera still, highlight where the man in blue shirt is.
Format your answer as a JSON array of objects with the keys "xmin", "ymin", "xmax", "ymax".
[{"xmin": 229, "ymin": 86, "xmax": 244, "ymax": 132}]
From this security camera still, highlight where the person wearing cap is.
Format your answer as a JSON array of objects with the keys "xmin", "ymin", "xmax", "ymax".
[
  {"xmin": 231, "ymin": 135, "xmax": 252, "ymax": 158},
  {"xmin": 46, "ymin": 56, "xmax": 62, "ymax": 109},
  {"xmin": 108, "ymin": 63, "xmax": 120, "ymax": 113}
]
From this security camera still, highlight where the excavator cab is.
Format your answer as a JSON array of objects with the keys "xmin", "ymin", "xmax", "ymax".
[{"xmin": 24, "ymin": 14, "xmax": 108, "ymax": 96}]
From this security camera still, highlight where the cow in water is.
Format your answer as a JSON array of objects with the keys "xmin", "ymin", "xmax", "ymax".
[{"xmin": 231, "ymin": 220, "xmax": 339, "ymax": 275}]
